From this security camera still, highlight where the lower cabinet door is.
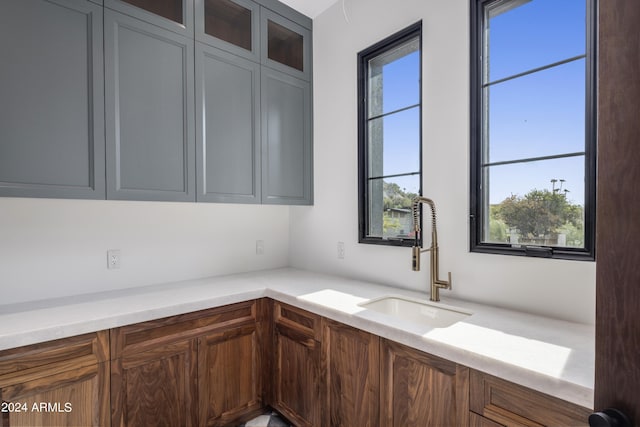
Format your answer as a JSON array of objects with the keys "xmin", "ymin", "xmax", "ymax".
[
  {"xmin": 198, "ymin": 323, "xmax": 264, "ymax": 426},
  {"xmin": 380, "ymin": 339, "xmax": 470, "ymax": 427},
  {"xmin": 111, "ymin": 340, "xmax": 198, "ymax": 427},
  {"xmin": 323, "ymin": 319, "xmax": 379, "ymax": 427},
  {"xmin": 0, "ymin": 362, "xmax": 110, "ymax": 427},
  {"xmin": 272, "ymin": 325, "xmax": 322, "ymax": 427}
]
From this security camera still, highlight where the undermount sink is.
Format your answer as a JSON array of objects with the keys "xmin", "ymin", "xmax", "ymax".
[{"xmin": 359, "ymin": 295, "xmax": 472, "ymax": 328}]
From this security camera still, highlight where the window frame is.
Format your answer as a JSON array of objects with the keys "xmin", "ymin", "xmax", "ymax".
[
  {"xmin": 469, "ymin": 0, "xmax": 597, "ymax": 261},
  {"xmin": 357, "ymin": 22, "xmax": 423, "ymax": 247}
]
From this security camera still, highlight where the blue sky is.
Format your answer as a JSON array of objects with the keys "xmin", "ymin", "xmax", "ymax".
[
  {"xmin": 376, "ymin": 0, "xmax": 587, "ymax": 206},
  {"xmin": 487, "ymin": 0, "xmax": 587, "ymax": 205},
  {"xmin": 372, "ymin": 49, "xmax": 421, "ymax": 197}
]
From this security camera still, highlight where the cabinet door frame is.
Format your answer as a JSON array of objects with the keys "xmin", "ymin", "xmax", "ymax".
[
  {"xmin": 323, "ymin": 319, "xmax": 380, "ymax": 427},
  {"xmin": 104, "ymin": 9, "xmax": 196, "ymax": 202},
  {"xmin": 261, "ymin": 67, "xmax": 313, "ymax": 205},
  {"xmin": 195, "ymin": 42, "xmax": 261, "ymax": 203},
  {"xmin": 380, "ymin": 338, "xmax": 470, "ymax": 427},
  {"xmin": 0, "ymin": 362, "xmax": 110, "ymax": 427},
  {"xmin": 104, "ymin": 0, "xmax": 194, "ymax": 38},
  {"xmin": 111, "ymin": 339, "xmax": 198, "ymax": 427},
  {"xmin": 198, "ymin": 323, "xmax": 264, "ymax": 426},
  {"xmin": 0, "ymin": 331, "xmax": 110, "ymax": 427},
  {"xmin": 0, "ymin": 0, "xmax": 105, "ymax": 200},
  {"xmin": 195, "ymin": 0, "xmax": 260, "ymax": 62},
  {"xmin": 271, "ymin": 302, "xmax": 323, "ymax": 427}
]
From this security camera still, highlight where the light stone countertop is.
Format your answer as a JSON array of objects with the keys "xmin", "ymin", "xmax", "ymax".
[{"xmin": 0, "ymin": 267, "xmax": 594, "ymax": 409}]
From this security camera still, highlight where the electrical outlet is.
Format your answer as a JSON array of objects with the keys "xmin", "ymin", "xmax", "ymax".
[
  {"xmin": 256, "ymin": 240, "xmax": 264, "ymax": 255},
  {"xmin": 107, "ymin": 250, "xmax": 121, "ymax": 269},
  {"xmin": 337, "ymin": 241, "xmax": 345, "ymax": 259}
]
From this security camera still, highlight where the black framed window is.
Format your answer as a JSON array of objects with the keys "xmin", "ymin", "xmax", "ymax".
[
  {"xmin": 470, "ymin": 0, "xmax": 596, "ymax": 260},
  {"xmin": 358, "ymin": 22, "xmax": 422, "ymax": 246}
]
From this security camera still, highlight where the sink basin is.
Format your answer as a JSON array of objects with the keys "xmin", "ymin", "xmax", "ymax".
[{"xmin": 359, "ymin": 296, "xmax": 472, "ymax": 328}]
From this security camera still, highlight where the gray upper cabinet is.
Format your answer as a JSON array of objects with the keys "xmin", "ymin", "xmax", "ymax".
[
  {"xmin": 1, "ymin": 0, "xmax": 312, "ymax": 205},
  {"xmin": 196, "ymin": 43, "xmax": 260, "ymax": 203},
  {"xmin": 260, "ymin": 7, "xmax": 311, "ymax": 81},
  {"xmin": 261, "ymin": 67, "xmax": 312, "ymax": 205},
  {"xmin": 105, "ymin": 9, "xmax": 196, "ymax": 202},
  {"xmin": 104, "ymin": 0, "xmax": 193, "ymax": 37},
  {"xmin": 195, "ymin": 0, "xmax": 260, "ymax": 62},
  {"xmin": 0, "ymin": 0, "xmax": 105, "ymax": 200}
]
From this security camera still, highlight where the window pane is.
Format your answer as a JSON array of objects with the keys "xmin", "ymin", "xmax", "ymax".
[
  {"xmin": 484, "ymin": 156, "xmax": 585, "ymax": 248},
  {"xmin": 487, "ymin": 59, "xmax": 585, "ymax": 164},
  {"xmin": 367, "ymin": 176, "xmax": 420, "ymax": 239},
  {"xmin": 368, "ymin": 40, "xmax": 420, "ymax": 116},
  {"xmin": 367, "ymin": 107, "xmax": 420, "ymax": 177},
  {"xmin": 487, "ymin": 0, "xmax": 586, "ymax": 82}
]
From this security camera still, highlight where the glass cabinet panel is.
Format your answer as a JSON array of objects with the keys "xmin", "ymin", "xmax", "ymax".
[
  {"xmin": 121, "ymin": 0, "xmax": 183, "ymax": 24},
  {"xmin": 267, "ymin": 19, "xmax": 303, "ymax": 71},
  {"xmin": 204, "ymin": 0, "xmax": 252, "ymax": 51}
]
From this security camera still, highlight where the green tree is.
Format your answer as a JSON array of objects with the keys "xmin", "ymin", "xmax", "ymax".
[
  {"xmin": 383, "ymin": 181, "xmax": 417, "ymax": 210},
  {"xmin": 381, "ymin": 181, "xmax": 417, "ymax": 235},
  {"xmin": 496, "ymin": 189, "xmax": 583, "ymax": 240},
  {"xmin": 383, "ymin": 215, "xmax": 401, "ymax": 233}
]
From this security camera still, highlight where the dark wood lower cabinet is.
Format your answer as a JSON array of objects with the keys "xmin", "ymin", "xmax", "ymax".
[
  {"xmin": 111, "ymin": 339, "xmax": 198, "ymax": 427},
  {"xmin": 198, "ymin": 323, "xmax": 264, "ymax": 426},
  {"xmin": 380, "ymin": 338, "xmax": 470, "ymax": 427},
  {"xmin": 469, "ymin": 369, "xmax": 591, "ymax": 426},
  {"xmin": 110, "ymin": 300, "xmax": 265, "ymax": 427},
  {"xmin": 1, "ymin": 299, "xmax": 596, "ymax": 427},
  {"xmin": 0, "ymin": 332, "xmax": 110, "ymax": 427},
  {"xmin": 272, "ymin": 301, "xmax": 323, "ymax": 427},
  {"xmin": 323, "ymin": 319, "xmax": 379, "ymax": 427},
  {"xmin": 470, "ymin": 411, "xmax": 505, "ymax": 427}
]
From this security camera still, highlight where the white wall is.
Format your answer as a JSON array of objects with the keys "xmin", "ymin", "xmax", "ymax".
[
  {"xmin": 289, "ymin": 0, "xmax": 596, "ymax": 324},
  {"xmin": 0, "ymin": 198, "xmax": 289, "ymax": 305}
]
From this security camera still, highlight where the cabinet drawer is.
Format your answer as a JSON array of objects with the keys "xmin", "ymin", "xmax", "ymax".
[
  {"xmin": 273, "ymin": 301, "xmax": 321, "ymax": 341},
  {"xmin": 0, "ymin": 331, "xmax": 109, "ymax": 380},
  {"xmin": 111, "ymin": 300, "xmax": 257, "ymax": 358},
  {"xmin": 469, "ymin": 370, "xmax": 590, "ymax": 427}
]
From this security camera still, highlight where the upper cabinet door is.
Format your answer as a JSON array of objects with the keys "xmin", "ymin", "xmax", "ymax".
[
  {"xmin": 196, "ymin": 44, "xmax": 261, "ymax": 203},
  {"xmin": 0, "ymin": 0, "xmax": 105, "ymax": 200},
  {"xmin": 104, "ymin": 0, "xmax": 194, "ymax": 37},
  {"xmin": 261, "ymin": 7, "xmax": 311, "ymax": 81},
  {"xmin": 105, "ymin": 9, "xmax": 196, "ymax": 202},
  {"xmin": 261, "ymin": 67, "xmax": 313, "ymax": 205},
  {"xmin": 195, "ymin": 0, "xmax": 260, "ymax": 62}
]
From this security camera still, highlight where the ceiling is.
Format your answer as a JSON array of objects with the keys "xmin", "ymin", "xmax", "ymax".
[{"xmin": 278, "ymin": 0, "xmax": 340, "ymax": 18}]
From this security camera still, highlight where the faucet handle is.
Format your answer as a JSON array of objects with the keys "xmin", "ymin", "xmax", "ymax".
[{"xmin": 446, "ymin": 271, "xmax": 452, "ymax": 289}]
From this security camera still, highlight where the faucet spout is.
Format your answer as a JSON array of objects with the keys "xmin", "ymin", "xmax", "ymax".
[{"xmin": 411, "ymin": 197, "xmax": 452, "ymax": 302}]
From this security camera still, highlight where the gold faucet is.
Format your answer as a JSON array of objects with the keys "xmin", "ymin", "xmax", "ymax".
[{"xmin": 411, "ymin": 197, "xmax": 452, "ymax": 302}]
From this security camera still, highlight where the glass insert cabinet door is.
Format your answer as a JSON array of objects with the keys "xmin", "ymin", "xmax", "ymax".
[
  {"xmin": 105, "ymin": 0, "xmax": 193, "ymax": 36},
  {"xmin": 120, "ymin": 0, "xmax": 183, "ymax": 23},
  {"xmin": 196, "ymin": 0, "xmax": 260, "ymax": 61},
  {"xmin": 261, "ymin": 8, "xmax": 311, "ymax": 80}
]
